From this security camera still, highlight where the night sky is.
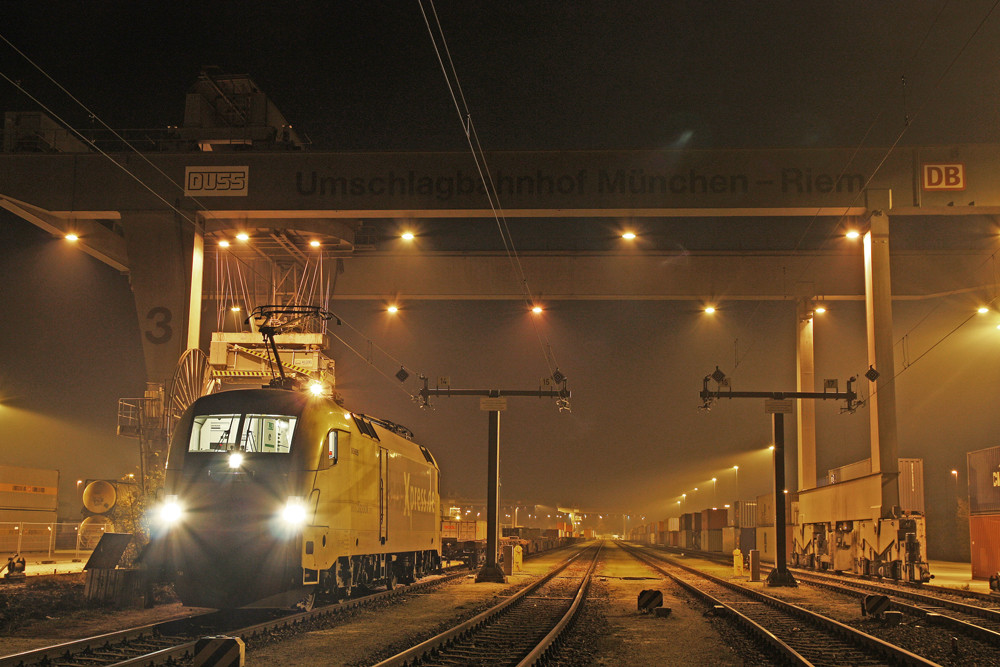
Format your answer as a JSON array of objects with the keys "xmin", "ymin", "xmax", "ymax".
[{"xmin": 3, "ymin": 2, "xmax": 1000, "ymax": 555}]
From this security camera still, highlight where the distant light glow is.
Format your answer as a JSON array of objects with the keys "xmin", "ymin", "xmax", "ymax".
[
  {"xmin": 769, "ymin": 445, "xmax": 775, "ymax": 451},
  {"xmin": 704, "ymin": 306, "xmax": 716, "ymax": 314},
  {"xmin": 219, "ymin": 240, "xmax": 230, "ymax": 247},
  {"xmin": 733, "ymin": 465, "xmax": 739, "ymax": 470},
  {"xmin": 532, "ymin": 306, "xmax": 543, "ymax": 314},
  {"xmin": 310, "ymin": 240, "xmax": 320, "ymax": 247},
  {"xmin": 401, "ymin": 231, "xmax": 415, "ymax": 241},
  {"xmin": 230, "ymin": 305, "xmax": 241, "ymax": 312},
  {"xmin": 622, "ymin": 231, "xmax": 636, "ymax": 240},
  {"xmin": 65, "ymin": 233, "xmax": 79, "ymax": 242},
  {"xmin": 846, "ymin": 230, "xmax": 861, "ymax": 240},
  {"xmin": 236, "ymin": 232, "xmax": 249, "ymax": 241},
  {"xmin": 814, "ymin": 306, "xmax": 826, "ymax": 314},
  {"xmin": 977, "ymin": 307, "xmax": 989, "ymax": 314},
  {"xmin": 387, "ymin": 305, "xmax": 399, "ymax": 313}
]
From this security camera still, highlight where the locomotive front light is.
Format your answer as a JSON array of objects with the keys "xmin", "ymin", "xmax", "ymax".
[
  {"xmin": 228, "ymin": 452, "xmax": 244, "ymax": 469},
  {"xmin": 280, "ymin": 497, "xmax": 308, "ymax": 527},
  {"xmin": 158, "ymin": 496, "xmax": 184, "ymax": 526}
]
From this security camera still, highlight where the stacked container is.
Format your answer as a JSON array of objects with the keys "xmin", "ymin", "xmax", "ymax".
[{"xmin": 967, "ymin": 446, "xmax": 1000, "ymax": 579}]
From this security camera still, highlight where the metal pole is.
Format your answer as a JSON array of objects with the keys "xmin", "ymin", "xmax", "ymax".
[
  {"xmin": 476, "ymin": 404, "xmax": 506, "ymax": 582},
  {"xmin": 766, "ymin": 412, "xmax": 796, "ymax": 586}
]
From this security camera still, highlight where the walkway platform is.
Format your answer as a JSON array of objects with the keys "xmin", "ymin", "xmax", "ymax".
[{"xmin": 929, "ymin": 560, "xmax": 992, "ymax": 594}]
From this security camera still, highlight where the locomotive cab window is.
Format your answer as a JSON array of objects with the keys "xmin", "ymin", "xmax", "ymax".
[
  {"xmin": 189, "ymin": 414, "xmax": 241, "ymax": 452},
  {"xmin": 242, "ymin": 414, "xmax": 296, "ymax": 453},
  {"xmin": 187, "ymin": 413, "xmax": 298, "ymax": 453}
]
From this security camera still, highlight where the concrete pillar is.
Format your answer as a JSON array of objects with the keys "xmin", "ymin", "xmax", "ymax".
[
  {"xmin": 863, "ymin": 195, "xmax": 900, "ymax": 513},
  {"xmin": 121, "ymin": 210, "xmax": 198, "ymax": 384},
  {"xmin": 796, "ymin": 298, "xmax": 817, "ymax": 491}
]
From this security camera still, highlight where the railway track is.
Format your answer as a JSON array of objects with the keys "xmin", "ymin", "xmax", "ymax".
[
  {"xmin": 620, "ymin": 542, "xmax": 938, "ymax": 666},
  {"xmin": 373, "ymin": 542, "xmax": 603, "ymax": 667},
  {"xmin": 0, "ymin": 568, "xmax": 469, "ymax": 667},
  {"xmin": 648, "ymin": 542, "xmax": 1000, "ymax": 645}
]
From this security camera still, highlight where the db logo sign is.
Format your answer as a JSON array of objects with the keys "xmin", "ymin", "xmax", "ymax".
[
  {"xmin": 922, "ymin": 164, "xmax": 965, "ymax": 191},
  {"xmin": 184, "ymin": 166, "xmax": 249, "ymax": 196}
]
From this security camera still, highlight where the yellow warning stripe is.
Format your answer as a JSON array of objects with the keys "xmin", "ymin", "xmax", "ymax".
[
  {"xmin": 213, "ymin": 370, "xmax": 269, "ymax": 378},
  {"xmin": 0, "ymin": 483, "xmax": 57, "ymax": 495},
  {"xmin": 232, "ymin": 345, "xmax": 316, "ymax": 376}
]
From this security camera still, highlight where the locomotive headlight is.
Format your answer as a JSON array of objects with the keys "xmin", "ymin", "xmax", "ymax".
[
  {"xmin": 228, "ymin": 452, "xmax": 244, "ymax": 469},
  {"xmin": 158, "ymin": 496, "xmax": 184, "ymax": 526},
  {"xmin": 280, "ymin": 497, "xmax": 308, "ymax": 527}
]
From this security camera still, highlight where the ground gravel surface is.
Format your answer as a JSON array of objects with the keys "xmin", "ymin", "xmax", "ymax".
[{"xmin": 0, "ymin": 574, "xmax": 208, "ymax": 658}]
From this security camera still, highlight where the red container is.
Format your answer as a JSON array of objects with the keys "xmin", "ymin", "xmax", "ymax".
[
  {"xmin": 702, "ymin": 508, "xmax": 728, "ymax": 530},
  {"xmin": 969, "ymin": 513, "xmax": 1000, "ymax": 579},
  {"xmin": 968, "ymin": 446, "xmax": 1000, "ymax": 515}
]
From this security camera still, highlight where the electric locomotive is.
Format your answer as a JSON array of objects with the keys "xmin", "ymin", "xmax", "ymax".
[{"xmin": 147, "ymin": 387, "xmax": 441, "ymax": 608}]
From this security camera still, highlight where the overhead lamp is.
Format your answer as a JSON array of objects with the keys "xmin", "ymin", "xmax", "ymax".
[
  {"xmin": 622, "ymin": 231, "xmax": 636, "ymax": 240},
  {"xmin": 401, "ymin": 231, "xmax": 415, "ymax": 241},
  {"xmin": 65, "ymin": 233, "xmax": 79, "ymax": 242},
  {"xmin": 309, "ymin": 240, "xmax": 320, "ymax": 247},
  {"xmin": 219, "ymin": 240, "xmax": 230, "ymax": 247},
  {"xmin": 308, "ymin": 381, "xmax": 324, "ymax": 396},
  {"xmin": 977, "ymin": 307, "xmax": 989, "ymax": 314},
  {"xmin": 387, "ymin": 305, "xmax": 399, "ymax": 314},
  {"xmin": 704, "ymin": 306, "xmax": 716, "ymax": 314},
  {"xmin": 230, "ymin": 305, "xmax": 241, "ymax": 312},
  {"xmin": 236, "ymin": 232, "xmax": 249, "ymax": 241},
  {"xmin": 845, "ymin": 230, "xmax": 861, "ymax": 240},
  {"xmin": 814, "ymin": 305, "xmax": 826, "ymax": 314},
  {"xmin": 532, "ymin": 306, "xmax": 543, "ymax": 314}
]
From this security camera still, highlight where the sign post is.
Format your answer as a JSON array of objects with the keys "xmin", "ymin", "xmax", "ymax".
[
  {"xmin": 700, "ymin": 368, "xmax": 857, "ymax": 587},
  {"xmin": 420, "ymin": 378, "xmax": 570, "ymax": 583}
]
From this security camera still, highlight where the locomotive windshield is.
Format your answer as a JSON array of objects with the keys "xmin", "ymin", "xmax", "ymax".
[{"xmin": 188, "ymin": 413, "xmax": 297, "ymax": 453}]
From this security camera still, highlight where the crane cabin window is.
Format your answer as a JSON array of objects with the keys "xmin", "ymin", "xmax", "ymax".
[{"xmin": 187, "ymin": 413, "xmax": 298, "ymax": 453}]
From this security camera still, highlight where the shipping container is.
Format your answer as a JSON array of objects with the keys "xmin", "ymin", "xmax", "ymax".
[
  {"xmin": 441, "ymin": 519, "xmax": 487, "ymax": 541},
  {"xmin": 739, "ymin": 527, "xmax": 756, "ymax": 555},
  {"xmin": 969, "ymin": 513, "xmax": 1000, "ymax": 579},
  {"xmin": 722, "ymin": 526, "xmax": 737, "ymax": 553},
  {"xmin": 692, "ymin": 512, "xmax": 702, "ymax": 531},
  {"xmin": 736, "ymin": 501, "xmax": 757, "ymax": 528},
  {"xmin": 968, "ymin": 446, "xmax": 1000, "ymax": 515},
  {"xmin": 826, "ymin": 458, "xmax": 925, "ymax": 513},
  {"xmin": 755, "ymin": 525, "xmax": 794, "ymax": 565},
  {"xmin": 703, "ymin": 529, "xmax": 723, "ymax": 552},
  {"xmin": 0, "ymin": 465, "xmax": 58, "ymax": 523},
  {"xmin": 678, "ymin": 530, "xmax": 696, "ymax": 549},
  {"xmin": 756, "ymin": 492, "xmax": 796, "ymax": 527},
  {"xmin": 680, "ymin": 513, "xmax": 694, "ymax": 531},
  {"xmin": 702, "ymin": 508, "xmax": 727, "ymax": 530},
  {"xmin": 667, "ymin": 517, "xmax": 680, "ymax": 532}
]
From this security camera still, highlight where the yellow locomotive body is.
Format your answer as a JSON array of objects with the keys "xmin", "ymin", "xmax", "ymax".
[{"xmin": 150, "ymin": 388, "xmax": 440, "ymax": 608}]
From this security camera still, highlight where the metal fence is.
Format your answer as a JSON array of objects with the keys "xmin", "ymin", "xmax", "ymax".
[{"xmin": 0, "ymin": 521, "xmax": 102, "ymax": 559}]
